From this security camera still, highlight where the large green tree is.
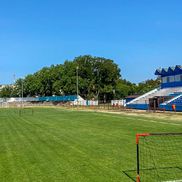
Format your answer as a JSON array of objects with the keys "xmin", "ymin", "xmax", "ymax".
[
  {"xmin": 0, "ymin": 55, "xmax": 161, "ymax": 101},
  {"xmin": 135, "ymin": 79, "xmax": 160, "ymax": 94},
  {"xmin": 0, "ymin": 85, "xmax": 15, "ymax": 98},
  {"xmin": 73, "ymin": 55, "xmax": 121, "ymax": 100},
  {"xmin": 115, "ymin": 79, "xmax": 137, "ymax": 99},
  {"xmin": 13, "ymin": 55, "xmax": 121, "ymax": 101}
]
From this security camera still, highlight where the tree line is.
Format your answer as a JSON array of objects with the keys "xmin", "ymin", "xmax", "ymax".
[{"xmin": 0, "ymin": 55, "xmax": 160, "ymax": 101}]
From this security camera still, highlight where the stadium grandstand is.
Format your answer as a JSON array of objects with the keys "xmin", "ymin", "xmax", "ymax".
[
  {"xmin": 37, "ymin": 95, "xmax": 78, "ymax": 102},
  {"xmin": 0, "ymin": 95, "xmax": 79, "ymax": 104},
  {"xmin": 0, "ymin": 95, "xmax": 98, "ymax": 107},
  {"xmin": 126, "ymin": 65, "xmax": 182, "ymax": 111}
]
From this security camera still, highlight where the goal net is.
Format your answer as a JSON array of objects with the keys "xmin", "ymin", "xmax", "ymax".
[{"xmin": 136, "ymin": 133, "xmax": 182, "ymax": 182}]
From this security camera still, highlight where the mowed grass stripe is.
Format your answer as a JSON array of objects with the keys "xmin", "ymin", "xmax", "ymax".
[
  {"xmin": 12, "ymin": 113, "xmax": 79, "ymax": 182},
  {"xmin": 5, "ymin": 112, "xmax": 44, "ymax": 181},
  {"xmin": 7, "ymin": 113, "xmax": 34, "ymax": 182},
  {"xmin": 0, "ymin": 109, "xmax": 69, "ymax": 182},
  {"xmin": 0, "ymin": 116, "xmax": 19, "ymax": 182},
  {"xmin": 20, "ymin": 110, "xmax": 127, "ymax": 181},
  {"xmin": 12, "ymin": 115, "xmax": 58, "ymax": 182},
  {"xmin": 0, "ymin": 108, "xmax": 181, "ymax": 181},
  {"xmin": 0, "ymin": 112, "xmax": 34, "ymax": 181}
]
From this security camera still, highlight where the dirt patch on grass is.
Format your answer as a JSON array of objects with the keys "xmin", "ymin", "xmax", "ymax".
[
  {"xmin": 67, "ymin": 107, "xmax": 182, "ymax": 122},
  {"xmin": 30, "ymin": 105, "xmax": 182, "ymax": 122},
  {"xmin": 96, "ymin": 109, "xmax": 182, "ymax": 122}
]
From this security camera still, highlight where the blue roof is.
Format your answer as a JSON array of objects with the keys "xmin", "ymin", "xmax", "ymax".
[{"xmin": 155, "ymin": 65, "xmax": 182, "ymax": 76}]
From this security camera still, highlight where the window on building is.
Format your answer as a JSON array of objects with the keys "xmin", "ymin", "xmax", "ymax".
[
  {"xmin": 167, "ymin": 77, "xmax": 169, "ymax": 83},
  {"xmin": 169, "ymin": 76, "xmax": 175, "ymax": 82},
  {"xmin": 175, "ymin": 75, "xmax": 181, "ymax": 82},
  {"xmin": 162, "ymin": 77, "xmax": 167, "ymax": 83}
]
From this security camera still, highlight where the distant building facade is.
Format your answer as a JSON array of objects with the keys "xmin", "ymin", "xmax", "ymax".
[
  {"xmin": 126, "ymin": 65, "xmax": 182, "ymax": 112},
  {"xmin": 155, "ymin": 65, "xmax": 182, "ymax": 88}
]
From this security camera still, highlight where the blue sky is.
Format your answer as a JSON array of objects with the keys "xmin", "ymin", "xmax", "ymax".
[{"xmin": 0, "ymin": 0, "xmax": 182, "ymax": 84}]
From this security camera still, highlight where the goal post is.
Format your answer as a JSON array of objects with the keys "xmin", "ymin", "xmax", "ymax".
[{"xmin": 136, "ymin": 133, "xmax": 182, "ymax": 182}]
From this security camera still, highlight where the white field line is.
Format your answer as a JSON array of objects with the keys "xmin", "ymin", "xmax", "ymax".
[{"xmin": 162, "ymin": 180, "xmax": 182, "ymax": 182}]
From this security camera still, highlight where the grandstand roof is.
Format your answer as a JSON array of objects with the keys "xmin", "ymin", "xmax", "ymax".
[{"xmin": 155, "ymin": 65, "xmax": 182, "ymax": 76}]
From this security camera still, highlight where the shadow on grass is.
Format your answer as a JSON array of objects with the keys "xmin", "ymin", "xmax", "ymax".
[
  {"xmin": 123, "ymin": 166, "xmax": 182, "ymax": 182},
  {"xmin": 122, "ymin": 169, "xmax": 136, "ymax": 182}
]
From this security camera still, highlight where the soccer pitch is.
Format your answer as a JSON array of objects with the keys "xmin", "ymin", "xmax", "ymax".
[{"xmin": 0, "ymin": 108, "xmax": 181, "ymax": 182}]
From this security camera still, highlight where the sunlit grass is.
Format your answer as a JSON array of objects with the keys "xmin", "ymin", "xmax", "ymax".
[{"xmin": 0, "ymin": 108, "xmax": 181, "ymax": 182}]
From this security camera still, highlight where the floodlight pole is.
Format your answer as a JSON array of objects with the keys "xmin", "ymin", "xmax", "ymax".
[
  {"xmin": 21, "ymin": 78, "xmax": 24, "ymax": 108},
  {"xmin": 76, "ymin": 66, "xmax": 79, "ymax": 107}
]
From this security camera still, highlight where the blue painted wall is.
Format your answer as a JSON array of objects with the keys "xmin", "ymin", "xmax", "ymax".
[
  {"xmin": 160, "ymin": 104, "xmax": 182, "ymax": 112},
  {"xmin": 126, "ymin": 104, "xmax": 149, "ymax": 110},
  {"xmin": 161, "ymin": 81, "xmax": 182, "ymax": 88},
  {"xmin": 125, "ymin": 98, "xmax": 135, "ymax": 103}
]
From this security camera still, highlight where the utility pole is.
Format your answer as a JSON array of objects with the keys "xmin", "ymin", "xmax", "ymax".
[
  {"xmin": 13, "ymin": 74, "xmax": 16, "ymax": 84},
  {"xmin": 76, "ymin": 66, "xmax": 79, "ymax": 107},
  {"xmin": 21, "ymin": 78, "xmax": 24, "ymax": 108}
]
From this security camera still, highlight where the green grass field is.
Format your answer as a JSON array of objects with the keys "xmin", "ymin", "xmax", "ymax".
[{"xmin": 0, "ymin": 108, "xmax": 181, "ymax": 182}]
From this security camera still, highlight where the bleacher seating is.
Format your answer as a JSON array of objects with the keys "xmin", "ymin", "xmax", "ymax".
[
  {"xmin": 0, "ymin": 97, "xmax": 37, "ymax": 103},
  {"xmin": 6, "ymin": 97, "xmax": 37, "ymax": 102},
  {"xmin": 0, "ymin": 98, "xmax": 4, "ymax": 102},
  {"xmin": 126, "ymin": 87, "xmax": 182, "ymax": 110},
  {"xmin": 127, "ymin": 65, "xmax": 182, "ymax": 111},
  {"xmin": 37, "ymin": 95, "xmax": 78, "ymax": 102},
  {"xmin": 127, "ymin": 87, "xmax": 182, "ymax": 105},
  {"xmin": 169, "ymin": 95, "xmax": 182, "ymax": 106},
  {"xmin": 0, "ymin": 95, "xmax": 80, "ymax": 106},
  {"xmin": 168, "ymin": 92, "xmax": 182, "ymax": 97}
]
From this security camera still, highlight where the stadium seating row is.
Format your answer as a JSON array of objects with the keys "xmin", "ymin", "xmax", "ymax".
[
  {"xmin": 37, "ymin": 95, "xmax": 77, "ymax": 102},
  {"xmin": 169, "ymin": 95, "xmax": 182, "ymax": 105}
]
